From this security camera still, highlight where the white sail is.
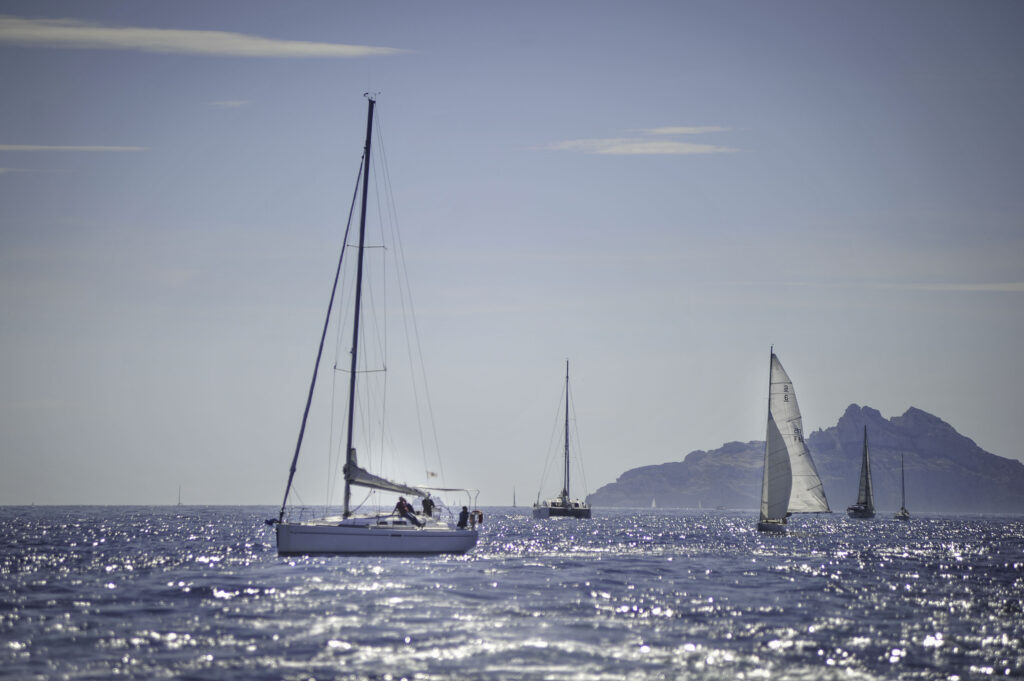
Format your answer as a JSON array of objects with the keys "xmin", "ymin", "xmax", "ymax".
[{"xmin": 760, "ymin": 353, "xmax": 830, "ymax": 524}]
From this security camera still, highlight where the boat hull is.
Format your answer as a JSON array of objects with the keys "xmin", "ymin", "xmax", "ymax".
[
  {"xmin": 533, "ymin": 505, "xmax": 591, "ymax": 519},
  {"xmin": 757, "ymin": 519, "xmax": 787, "ymax": 533},
  {"xmin": 894, "ymin": 508, "xmax": 911, "ymax": 520},
  {"xmin": 276, "ymin": 521, "xmax": 477, "ymax": 555},
  {"xmin": 846, "ymin": 504, "xmax": 875, "ymax": 519}
]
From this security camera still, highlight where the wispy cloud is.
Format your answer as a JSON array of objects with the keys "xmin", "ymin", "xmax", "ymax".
[
  {"xmin": 0, "ymin": 144, "xmax": 147, "ymax": 152},
  {"xmin": 773, "ymin": 281, "xmax": 1024, "ymax": 293},
  {"xmin": 209, "ymin": 100, "xmax": 250, "ymax": 109},
  {"xmin": 543, "ymin": 138, "xmax": 736, "ymax": 155},
  {"xmin": 638, "ymin": 126, "xmax": 731, "ymax": 136},
  {"xmin": 892, "ymin": 282, "xmax": 1024, "ymax": 293},
  {"xmin": 0, "ymin": 15, "xmax": 406, "ymax": 58},
  {"xmin": 540, "ymin": 126, "xmax": 737, "ymax": 155}
]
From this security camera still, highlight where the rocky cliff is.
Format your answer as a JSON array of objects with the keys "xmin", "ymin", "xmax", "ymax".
[{"xmin": 587, "ymin": 405, "xmax": 1024, "ymax": 513}]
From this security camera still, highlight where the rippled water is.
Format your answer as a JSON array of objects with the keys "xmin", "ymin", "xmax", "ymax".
[{"xmin": 1, "ymin": 506, "xmax": 1021, "ymax": 680}]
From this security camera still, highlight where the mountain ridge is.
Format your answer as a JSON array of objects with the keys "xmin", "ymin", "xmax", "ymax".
[{"xmin": 587, "ymin": 404, "xmax": 1024, "ymax": 513}]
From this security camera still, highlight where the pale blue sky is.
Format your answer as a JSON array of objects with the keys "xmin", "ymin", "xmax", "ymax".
[{"xmin": 1, "ymin": 1, "xmax": 1022, "ymax": 505}]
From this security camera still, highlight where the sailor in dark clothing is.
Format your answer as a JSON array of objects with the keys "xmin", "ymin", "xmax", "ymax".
[
  {"xmin": 421, "ymin": 495, "xmax": 435, "ymax": 518},
  {"xmin": 457, "ymin": 506, "xmax": 469, "ymax": 529},
  {"xmin": 394, "ymin": 497, "xmax": 423, "ymax": 527}
]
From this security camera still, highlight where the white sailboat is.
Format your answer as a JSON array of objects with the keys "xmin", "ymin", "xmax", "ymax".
[
  {"xmin": 847, "ymin": 426, "xmax": 876, "ymax": 518},
  {"xmin": 533, "ymin": 360, "xmax": 592, "ymax": 519},
  {"xmin": 894, "ymin": 453, "xmax": 910, "ymax": 520},
  {"xmin": 269, "ymin": 96, "xmax": 478, "ymax": 555},
  {"xmin": 757, "ymin": 350, "xmax": 831, "ymax": 533}
]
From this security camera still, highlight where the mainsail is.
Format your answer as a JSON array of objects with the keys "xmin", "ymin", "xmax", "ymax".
[
  {"xmin": 855, "ymin": 426, "xmax": 875, "ymax": 512},
  {"xmin": 344, "ymin": 455, "xmax": 427, "ymax": 498},
  {"xmin": 760, "ymin": 352, "xmax": 830, "ymax": 523}
]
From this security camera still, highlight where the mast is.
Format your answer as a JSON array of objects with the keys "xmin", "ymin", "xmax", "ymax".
[
  {"xmin": 343, "ymin": 95, "xmax": 376, "ymax": 518},
  {"xmin": 562, "ymin": 359, "xmax": 570, "ymax": 503},
  {"xmin": 760, "ymin": 347, "xmax": 773, "ymax": 522},
  {"xmin": 900, "ymin": 453, "xmax": 906, "ymax": 508}
]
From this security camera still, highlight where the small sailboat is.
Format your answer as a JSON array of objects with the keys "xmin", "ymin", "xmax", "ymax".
[
  {"xmin": 847, "ymin": 426, "xmax": 876, "ymax": 518},
  {"xmin": 533, "ymin": 360, "xmax": 592, "ymax": 519},
  {"xmin": 269, "ymin": 96, "xmax": 478, "ymax": 555},
  {"xmin": 651, "ymin": 497, "xmax": 656, "ymax": 509},
  {"xmin": 894, "ymin": 453, "xmax": 910, "ymax": 520},
  {"xmin": 757, "ymin": 350, "xmax": 831, "ymax": 533}
]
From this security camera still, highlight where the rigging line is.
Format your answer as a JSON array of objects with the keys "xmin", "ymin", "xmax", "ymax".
[
  {"xmin": 568, "ymin": 385, "xmax": 589, "ymax": 495},
  {"xmin": 536, "ymin": 379, "xmax": 567, "ymax": 498},
  {"xmin": 375, "ymin": 115, "xmax": 446, "ymax": 485},
  {"xmin": 276, "ymin": 157, "xmax": 365, "ymax": 523},
  {"xmin": 367, "ymin": 127, "xmax": 391, "ymax": 473}
]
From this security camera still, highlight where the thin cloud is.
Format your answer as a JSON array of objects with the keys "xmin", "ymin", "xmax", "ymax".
[
  {"xmin": 0, "ymin": 144, "xmax": 147, "ymax": 152},
  {"xmin": 541, "ymin": 125, "xmax": 737, "ymax": 155},
  {"xmin": 0, "ymin": 15, "xmax": 406, "ymax": 58},
  {"xmin": 894, "ymin": 282, "xmax": 1024, "ymax": 293},
  {"xmin": 774, "ymin": 281, "xmax": 1024, "ymax": 293},
  {"xmin": 640, "ymin": 126, "xmax": 731, "ymax": 135},
  {"xmin": 542, "ymin": 137, "xmax": 737, "ymax": 155}
]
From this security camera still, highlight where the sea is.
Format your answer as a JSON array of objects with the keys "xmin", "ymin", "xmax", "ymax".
[{"xmin": 1, "ymin": 506, "xmax": 1021, "ymax": 681}]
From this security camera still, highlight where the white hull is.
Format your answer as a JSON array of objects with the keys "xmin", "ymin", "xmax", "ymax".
[{"xmin": 276, "ymin": 517, "xmax": 478, "ymax": 555}]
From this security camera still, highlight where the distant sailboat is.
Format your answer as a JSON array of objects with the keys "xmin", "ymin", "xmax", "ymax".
[
  {"xmin": 177, "ymin": 486, "xmax": 182, "ymax": 507},
  {"xmin": 533, "ymin": 360, "xmax": 592, "ymax": 519},
  {"xmin": 847, "ymin": 426, "xmax": 876, "ymax": 518},
  {"xmin": 757, "ymin": 350, "xmax": 831, "ymax": 533},
  {"xmin": 894, "ymin": 453, "xmax": 910, "ymax": 520},
  {"xmin": 650, "ymin": 497, "xmax": 656, "ymax": 509}
]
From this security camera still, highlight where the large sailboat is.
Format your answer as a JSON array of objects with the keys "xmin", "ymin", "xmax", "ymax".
[
  {"xmin": 847, "ymin": 426, "xmax": 876, "ymax": 518},
  {"xmin": 533, "ymin": 361, "xmax": 591, "ymax": 519},
  {"xmin": 894, "ymin": 453, "xmax": 910, "ymax": 520},
  {"xmin": 269, "ymin": 97, "xmax": 478, "ymax": 555},
  {"xmin": 757, "ymin": 350, "xmax": 831, "ymax": 533}
]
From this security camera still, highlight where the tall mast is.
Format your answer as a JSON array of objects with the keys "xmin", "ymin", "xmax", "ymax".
[
  {"xmin": 343, "ymin": 95, "xmax": 376, "ymax": 517},
  {"xmin": 760, "ymin": 346, "xmax": 773, "ymax": 522},
  {"xmin": 562, "ymin": 359, "xmax": 570, "ymax": 502},
  {"xmin": 900, "ymin": 453, "xmax": 906, "ymax": 508}
]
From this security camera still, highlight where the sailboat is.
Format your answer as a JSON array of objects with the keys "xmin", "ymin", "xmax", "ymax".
[
  {"xmin": 757, "ymin": 350, "xmax": 831, "ymax": 533},
  {"xmin": 533, "ymin": 360, "xmax": 592, "ymax": 519},
  {"xmin": 847, "ymin": 426, "xmax": 876, "ymax": 518},
  {"xmin": 269, "ymin": 96, "xmax": 478, "ymax": 555},
  {"xmin": 894, "ymin": 453, "xmax": 910, "ymax": 520}
]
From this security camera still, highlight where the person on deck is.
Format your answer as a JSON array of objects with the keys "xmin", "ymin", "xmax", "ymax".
[
  {"xmin": 394, "ymin": 497, "xmax": 423, "ymax": 527},
  {"xmin": 457, "ymin": 506, "xmax": 469, "ymax": 529},
  {"xmin": 421, "ymin": 495, "xmax": 435, "ymax": 518}
]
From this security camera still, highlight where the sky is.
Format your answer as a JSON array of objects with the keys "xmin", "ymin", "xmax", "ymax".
[{"xmin": 1, "ymin": 1, "xmax": 1023, "ymax": 507}]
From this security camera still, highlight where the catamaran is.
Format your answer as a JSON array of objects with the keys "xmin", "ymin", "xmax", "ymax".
[
  {"xmin": 268, "ymin": 96, "xmax": 478, "ymax": 554},
  {"xmin": 757, "ymin": 350, "xmax": 831, "ymax": 532},
  {"xmin": 847, "ymin": 426, "xmax": 876, "ymax": 518},
  {"xmin": 533, "ymin": 360, "xmax": 591, "ymax": 519}
]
